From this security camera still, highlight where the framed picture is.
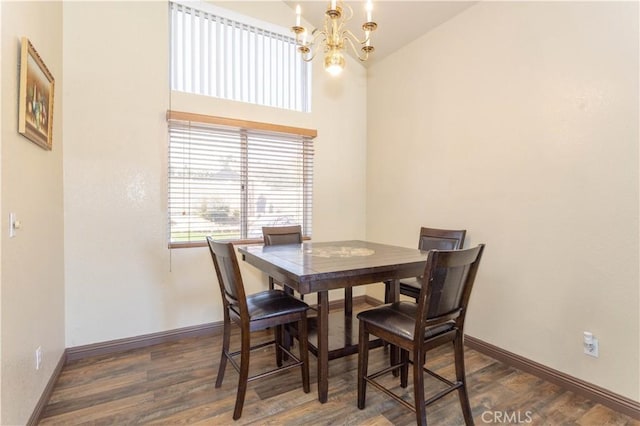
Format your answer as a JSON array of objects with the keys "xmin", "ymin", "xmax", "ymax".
[{"xmin": 18, "ymin": 37, "xmax": 55, "ymax": 150}]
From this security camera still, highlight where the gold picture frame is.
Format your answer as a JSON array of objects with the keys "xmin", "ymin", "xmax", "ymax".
[{"xmin": 18, "ymin": 37, "xmax": 55, "ymax": 150}]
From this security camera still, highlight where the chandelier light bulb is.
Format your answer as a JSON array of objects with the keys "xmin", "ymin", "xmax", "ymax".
[{"xmin": 324, "ymin": 50, "xmax": 345, "ymax": 76}]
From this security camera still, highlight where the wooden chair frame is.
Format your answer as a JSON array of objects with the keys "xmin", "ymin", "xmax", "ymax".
[
  {"xmin": 207, "ymin": 237, "xmax": 310, "ymax": 420},
  {"xmin": 358, "ymin": 245, "xmax": 485, "ymax": 425},
  {"xmin": 262, "ymin": 225, "xmax": 304, "ymax": 296},
  {"xmin": 385, "ymin": 227, "xmax": 466, "ymax": 302}
]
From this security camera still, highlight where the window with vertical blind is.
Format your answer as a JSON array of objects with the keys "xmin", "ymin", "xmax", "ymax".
[
  {"xmin": 167, "ymin": 111, "xmax": 315, "ymax": 247},
  {"xmin": 169, "ymin": 1, "xmax": 311, "ymax": 112}
]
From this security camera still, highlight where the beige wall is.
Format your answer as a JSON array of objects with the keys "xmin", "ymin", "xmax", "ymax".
[
  {"xmin": 63, "ymin": 0, "xmax": 171, "ymax": 347},
  {"xmin": 63, "ymin": 0, "xmax": 367, "ymax": 347},
  {"xmin": 366, "ymin": 1, "xmax": 639, "ymax": 400},
  {"xmin": 0, "ymin": 3, "xmax": 3, "ymax": 420},
  {"xmin": 1, "ymin": 1, "xmax": 65, "ymax": 424}
]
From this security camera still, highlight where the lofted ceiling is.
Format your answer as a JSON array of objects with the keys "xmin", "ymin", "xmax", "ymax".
[{"xmin": 283, "ymin": 1, "xmax": 477, "ymax": 67}]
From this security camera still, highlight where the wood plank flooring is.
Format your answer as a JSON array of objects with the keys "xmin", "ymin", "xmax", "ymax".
[{"xmin": 40, "ymin": 303, "xmax": 639, "ymax": 425}]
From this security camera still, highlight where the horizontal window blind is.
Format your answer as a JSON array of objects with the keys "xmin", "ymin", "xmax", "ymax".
[
  {"xmin": 170, "ymin": 1, "xmax": 311, "ymax": 113},
  {"xmin": 168, "ymin": 112, "xmax": 314, "ymax": 246}
]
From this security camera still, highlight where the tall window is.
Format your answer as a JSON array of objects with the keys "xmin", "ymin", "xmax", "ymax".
[
  {"xmin": 170, "ymin": 1, "xmax": 311, "ymax": 112},
  {"xmin": 167, "ymin": 111, "xmax": 315, "ymax": 247}
]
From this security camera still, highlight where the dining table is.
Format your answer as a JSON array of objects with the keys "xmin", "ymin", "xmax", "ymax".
[{"xmin": 237, "ymin": 239, "xmax": 429, "ymax": 403}]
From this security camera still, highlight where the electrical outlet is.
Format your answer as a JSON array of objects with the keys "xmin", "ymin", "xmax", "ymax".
[
  {"xmin": 583, "ymin": 332, "xmax": 599, "ymax": 358},
  {"xmin": 35, "ymin": 346, "xmax": 42, "ymax": 370}
]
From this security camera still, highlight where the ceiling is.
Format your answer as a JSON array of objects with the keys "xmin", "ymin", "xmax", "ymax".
[{"xmin": 283, "ymin": 1, "xmax": 477, "ymax": 67}]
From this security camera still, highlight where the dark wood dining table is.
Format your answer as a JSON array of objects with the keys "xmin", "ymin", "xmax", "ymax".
[{"xmin": 237, "ymin": 240, "xmax": 429, "ymax": 403}]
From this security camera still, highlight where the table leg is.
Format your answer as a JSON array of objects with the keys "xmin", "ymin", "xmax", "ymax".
[
  {"xmin": 282, "ymin": 285, "xmax": 294, "ymax": 359},
  {"xmin": 389, "ymin": 278, "xmax": 399, "ymax": 302},
  {"xmin": 317, "ymin": 290, "xmax": 329, "ymax": 403},
  {"xmin": 344, "ymin": 287, "xmax": 353, "ymax": 316},
  {"xmin": 389, "ymin": 279, "xmax": 400, "ymax": 376}
]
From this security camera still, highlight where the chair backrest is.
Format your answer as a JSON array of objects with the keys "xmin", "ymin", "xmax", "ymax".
[
  {"xmin": 207, "ymin": 237, "xmax": 248, "ymax": 318},
  {"xmin": 415, "ymin": 245, "xmax": 485, "ymax": 337},
  {"xmin": 262, "ymin": 225, "xmax": 303, "ymax": 246},
  {"xmin": 417, "ymin": 227, "xmax": 466, "ymax": 251}
]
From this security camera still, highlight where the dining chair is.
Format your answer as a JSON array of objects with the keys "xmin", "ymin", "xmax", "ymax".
[
  {"xmin": 262, "ymin": 225, "xmax": 304, "ymax": 298},
  {"xmin": 385, "ymin": 227, "xmax": 466, "ymax": 303},
  {"xmin": 207, "ymin": 237, "xmax": 310, "ymax": 420},
  {"xmin": 357, "ymin": 244, "xmax": 485, "ymax": 426}
]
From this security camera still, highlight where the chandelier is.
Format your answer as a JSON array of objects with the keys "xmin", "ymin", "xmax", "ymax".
[{"xmin": 291, "ymin": 1, "xmax": 378, "ymax": 76}]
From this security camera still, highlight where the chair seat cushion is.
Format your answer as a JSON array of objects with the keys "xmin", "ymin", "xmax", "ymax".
[
  {"xmin": 231, "ymin": 290, "xmax": 308, "ymax": 321},
  {"xmin": 357, "ymin": 302, "xmax": 454, "ymax": 341}
]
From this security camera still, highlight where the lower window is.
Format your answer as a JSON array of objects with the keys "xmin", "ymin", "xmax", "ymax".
[{"xmin": 167, "ymin": 111, "xmax": 315, "ymax": 247}]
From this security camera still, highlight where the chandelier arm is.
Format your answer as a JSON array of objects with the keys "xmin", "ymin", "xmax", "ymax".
[
  {"xmin": 343, "ymin": 29, "xmax": 368, "ymax": 47},
  {"xmin": 311, "ymin": 29, "xmax": 327, "ymax": 46},
  {"xmin": 301, "ymin": 49, "xmax": 320, "ymax": 62},
  {"xmin": 341, "ymin": 2, "xmax": 354, "ymax": 24},
  {"xmin": 299, "ymin": 29, "xmax": 328, "ymax": 59},
  {"xmin": 343, "ymin": 33, "xmax": 370, "ymax": 62}
]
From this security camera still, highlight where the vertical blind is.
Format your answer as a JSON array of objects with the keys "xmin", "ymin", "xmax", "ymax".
[
  {"xmin": 170, "ymin": 1, "xmax": 311, "ymax": 113},
  {"xmin": 168, "ymin": 112, "xmax": 315, "ymax": 247}
]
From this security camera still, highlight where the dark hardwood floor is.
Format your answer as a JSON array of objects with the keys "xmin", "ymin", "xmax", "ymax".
[{"xmin": 40, "ymin": 303, "xmax": 638, "ymax": 425}]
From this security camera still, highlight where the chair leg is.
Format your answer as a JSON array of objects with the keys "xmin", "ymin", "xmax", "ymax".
[
  {"xmin": 233, "ymin": 327, "xmax": 251, "ymax": 420},
  {"xmin": 454, "ymin": 335, "xmax": 474, "ymax": 425},
  {"xmin": 413, "ymin": 347, "xmax": 427, "ymax": 426},
  {"xmin": 400, "ymin": 349, "xmax": 409, "ymax": 388},
  {"xmin": 298, "ymin": 315, "xmax": 310, "ymax": 393},
  {"xmin": 281, "ymin": 320, "xmax": 292, "ymax": 362},
  {"xmin": 268, "ymin": 282, "xmax": 295, "ymax": 357},
  {"xmin": 275, "ymin": 324, "xmax": 283, "ymax": 367},
  {"xmin": 357, "ymin": 322, "xmax": 370, "ymax": 409},
  {"xmin": 215, "ymin": 314, "xmax": 231, "ymax": 388},
  {"xmin": 381, "ymin": 282, "xmax": 391, "ymax": 350}
]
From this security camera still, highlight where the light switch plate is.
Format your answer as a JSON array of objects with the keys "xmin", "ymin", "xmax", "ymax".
[{"xmin": 9, "ymin": 213, "xmax": 16, "ymax": 238}]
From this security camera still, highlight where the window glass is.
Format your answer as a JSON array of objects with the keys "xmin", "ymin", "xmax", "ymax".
[
  {"xmin": 170, "ymin": 1, "xmax": 311, "ymax": 112},
  {"xmin": 168, "ymin": 115, "xmax": 314, "ymax": 246}
]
